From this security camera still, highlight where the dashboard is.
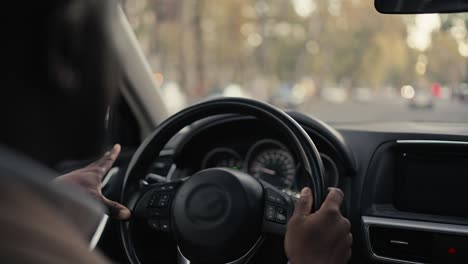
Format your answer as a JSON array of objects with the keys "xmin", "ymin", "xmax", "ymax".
[
  {"xmin": 169, "ymin": 116, "xmax": 468, "ymax": 263},
  {"xmin": 100, "ymin": 112, "xmax": 468, "ymax": 264},
  {"xmin": 336, "ymin": 122, "xmax": 468, "ymax": 264}
]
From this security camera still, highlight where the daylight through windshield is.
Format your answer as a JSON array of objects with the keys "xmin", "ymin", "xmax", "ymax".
[{"xmin": 126, "ymin": 0, "xmax": 468, "ymax": 123}]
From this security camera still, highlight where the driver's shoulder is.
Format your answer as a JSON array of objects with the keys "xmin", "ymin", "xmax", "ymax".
[
  {"xmin": 0, "ymin": 146, "xmax": 109, "ymax": 264},
  {"xmin": 0, "ymin": 178, "xmax": 109, "ymax": 263}
]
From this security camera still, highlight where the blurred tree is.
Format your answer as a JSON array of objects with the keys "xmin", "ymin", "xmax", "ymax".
[
  {"xmin": 126, "ymin": 0, "xmax": 467, "ymax": 101},
  {"xmin": 427, "ymin": 32, "xmax": 466, "ymax": 86}
]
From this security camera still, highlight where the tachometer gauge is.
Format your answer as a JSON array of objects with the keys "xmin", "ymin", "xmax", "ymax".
[
  {"xmin": 249, "ymin": 149, "xmax": 296, "ymax": 190},
  {"xmin": 201, "ymin": 148, "xmax": 243, "ymax": 170}
]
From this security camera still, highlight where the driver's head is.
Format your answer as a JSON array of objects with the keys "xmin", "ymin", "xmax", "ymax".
[{"xmin": 1, "ymin": 0, "xmax": 120, "ymax": 166}]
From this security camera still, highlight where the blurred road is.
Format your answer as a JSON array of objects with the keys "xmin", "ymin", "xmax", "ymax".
[{"xmin": 298, "ymin": 99, "xmax": 468, "ymax": 123}]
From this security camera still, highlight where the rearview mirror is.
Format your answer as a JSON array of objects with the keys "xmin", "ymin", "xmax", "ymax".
[{"xmin": 375, "ymin": 0, "xmax": 468, "ymax": 14}]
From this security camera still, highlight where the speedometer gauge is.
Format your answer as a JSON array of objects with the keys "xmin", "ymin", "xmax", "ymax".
[{"xmin": 249, "ymin": 149, "xmax": 296, "ymax": 190}]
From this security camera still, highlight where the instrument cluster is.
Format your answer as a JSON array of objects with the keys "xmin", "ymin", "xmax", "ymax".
[{"xmin": 201, "ymin": 139, "xmax": 339, "ymax": 195}]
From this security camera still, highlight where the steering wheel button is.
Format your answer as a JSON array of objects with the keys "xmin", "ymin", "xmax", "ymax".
[
  {"xmin": 158, "ymin": 200, "xmax": 169, "ymax": 207},
  {"xmin": 276, "ymin": 208, "xmax": 287, "ymax": 223},
  {"xmin": 160, "ymin": 220, "xmax": 170, "ymax": 232},
  {"xmin": 275, "ymin": 196, "xmax": 285, "ymax": 205},
  {"xmin": 266, "ymin": 189, "xmax": 286, "ymax": 206},
  {"xmin": 148, "ymin": 219, "xmax": 161, "ymax": 231},
  {"xmin": 265, "ymin": 204, "xmax": 276, "ymax": 221},
  {"xmin": 266, "ymin": 213, "xmax": 275, "ymax": 221},
  {"xmin": 160, "ymin": 193, "xmax": 171, "ymax": 201},
  {"xmin": 148, "ymin": 200, "xmax": 156, "ymax": 208},
  {"xmin": 276, "ymin": 214, "xmax": 286, "ymax": 223}
]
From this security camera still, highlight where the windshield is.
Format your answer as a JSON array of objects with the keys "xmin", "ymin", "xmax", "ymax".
[{"xmin": 126, "ymin": 0, "xmax": 468, "ymax": 124}]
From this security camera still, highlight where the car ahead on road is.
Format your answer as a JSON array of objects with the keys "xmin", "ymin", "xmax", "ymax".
[
  {"xmin": 462, "ymin": 88, "xmax": 468, "ymax": 103},
  {"xmin": 458, "ymin": 83, "xmax": 468, "ymax": 103},
  {"xmin": 6, "ymin": 0, "xmax": 468, "ymax": 264},
  {"xmin": 409, "ymin": 89, "xmax": 434, "ymax": 109}
]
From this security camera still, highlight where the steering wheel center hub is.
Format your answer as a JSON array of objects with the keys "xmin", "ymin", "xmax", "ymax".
[
  {"xmin": 186, "ymin": 184, "xmax": 229, "ymax": 222},
  {"xmin": 172, "ymin": 168, "xmax": 264, "ymax": 263}
]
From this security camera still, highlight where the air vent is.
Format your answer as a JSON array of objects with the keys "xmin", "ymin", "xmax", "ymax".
[
  {"xmin": 363, "ymin": 216, "xmax": 468, "ymax": 264},
  {"xmin": 369, "ymin": 226, "xmax": 431, "ymax": 263}
]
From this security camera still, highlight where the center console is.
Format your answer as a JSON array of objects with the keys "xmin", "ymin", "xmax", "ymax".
[{"xmin": 362, "ymin": 140, "xmax": 468, "ymax": 264}]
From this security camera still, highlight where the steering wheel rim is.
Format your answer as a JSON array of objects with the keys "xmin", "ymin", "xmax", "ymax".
[{"xmin": 120, "ymin": 97, "xmax": 325, "ymax": 264}]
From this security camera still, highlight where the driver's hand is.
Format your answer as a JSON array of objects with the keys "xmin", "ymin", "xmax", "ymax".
[
  {"xmin": 285, "ymin": 187, "xmax": 352, "ymax": 264},
  {"xmin": 54, "ymin": 144, "xmax": 131, "ymax": 220}
]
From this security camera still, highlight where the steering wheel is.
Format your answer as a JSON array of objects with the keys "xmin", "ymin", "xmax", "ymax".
[{"xmin": 120, "ymin": 97, "xmax": 325, "ymax": 264}]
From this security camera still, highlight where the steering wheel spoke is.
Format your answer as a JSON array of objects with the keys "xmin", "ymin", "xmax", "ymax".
[
  {"xmin": 133, "ymin": 180, "xmax": 185, "ymax": 232},
  {"xmin": 259, "ymin": 181, "xmax": 295, "ymax": 236}
]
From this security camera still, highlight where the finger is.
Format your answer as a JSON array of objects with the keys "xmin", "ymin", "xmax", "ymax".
[
  {"xmin": 108, "ymin": 144, "xmax": 121, "ymax": 160},
  {"xmin": 320, "ymin": 188, "xmax": 344, "ymax": 211},
  {"xmin": 348, "ymin": 233, "xmax": 353, "ymax": 246},
  {"xmin": 293, "ymin": 187, "xmax": 313, "ymax": 217},
  {"xmin": 96, "ymin": 144, "xmax": 121, "ymax": 176},
  {"xmin": 102, "ymin": 195, "xmax": 131, "ymax": 220}
]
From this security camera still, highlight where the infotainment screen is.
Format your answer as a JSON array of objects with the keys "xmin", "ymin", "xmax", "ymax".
[{"xmin": 394, "ymin": 151, "xmax": 468, "ymax": 218}]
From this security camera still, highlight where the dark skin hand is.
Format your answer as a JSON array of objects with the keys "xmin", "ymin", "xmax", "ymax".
[
  {"xmin": 54, "ymin": 144, "xmax": 131, "ymax": 220},
  {"xmin": 285, "ymin": 187, "xmax": 352, "ymax": 264}
]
